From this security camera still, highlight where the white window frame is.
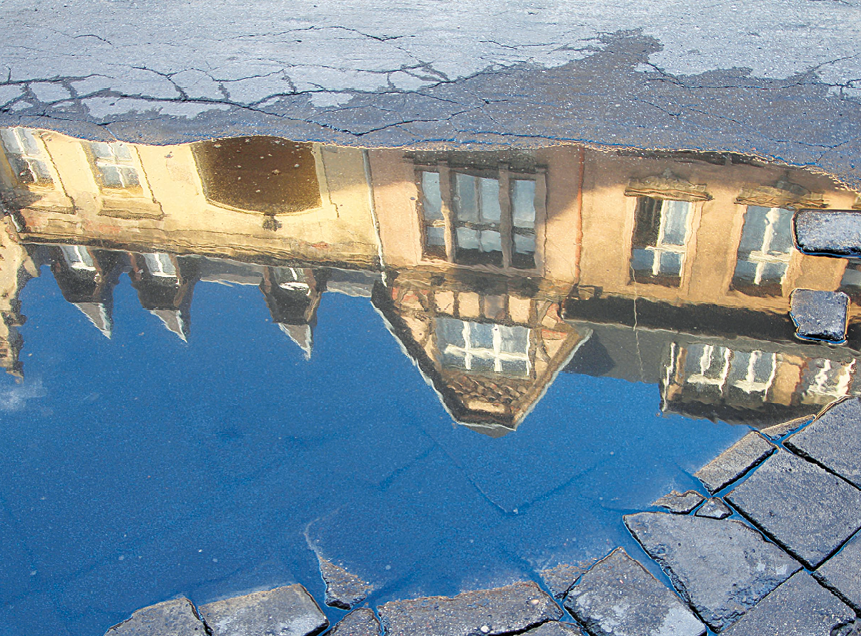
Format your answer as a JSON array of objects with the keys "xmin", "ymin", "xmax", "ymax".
[
  {"xmin": 735, "ymin": 206, "xmax": 793, "ymax": 286},
  {"xmin": 440, "ymin": 319, "xmax": 531, "ymax": 377}
]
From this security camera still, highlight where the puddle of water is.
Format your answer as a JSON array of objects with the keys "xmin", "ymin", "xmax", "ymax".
[{"xmin": 0, "ymin": 128, "xmax": 858, "ymax": 635}]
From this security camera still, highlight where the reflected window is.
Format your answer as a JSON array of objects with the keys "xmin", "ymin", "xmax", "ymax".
[
  {"xmin": 732, "ymin": 206, "xmax": 793, "ymax": 296},
  {"xmin": 59, "ymin": 245, "xmax": 96, "ymax": 271},
  {"xmin": 685, "ymin": 344, "xmax": 730, "ymax": 387},
  {"xmin": 0, "ymin": 128, "xmax": 53, "ymax": 185},
  {"xmin": 630, "ymin": 197, "xmax": 692, "ymax": 286},
  {"xmin": 436, "ymin": 317, "xmax": 530, "ymax": 378},
  {"xmin": 419, "ymin": 171, "xmax": 446, "ymax": 259},
  {"xmin": 416, "ymin": 166, "xmax": 539, "ymax": 270},
  {"xmin": 192, "ymin": 137, "xmax": 321, "ymax": 214},
  {"xmin": 727, "ymin": 350, "xmax": 776, "ymax": 395},
  {"xmin": 142, "ymin": 253, "xmax": 178, "ymax": 278},
  {"xmin": 801, "ymin": 359, "xmax": 855, "ymax": 404},
  {"xmin": 88, "ymin": 141, "xmax": 142, "ymax": 191}
]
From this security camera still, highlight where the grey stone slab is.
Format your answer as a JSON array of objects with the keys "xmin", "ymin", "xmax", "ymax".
[
  {"xmin": 790, "ymin": 289, "xmax": 849, "ymax": 343},
  {"xmin": 539, "ymin": 560, "xmax": 597, "ymax": 600},
  {"xmin": 565, "ymin": 548, "xmax": 705, "ymax": 636},
  {"xmin": 694, "ymin": 432, "xmax": 775, "ymax": 494},
  {"xmin": 760, "ymin": 415, "xmax": 813, "ymax": 441},
  {"xmin": 199, "ymin": 585, "xmax": 328, "ymax": 636},
  {"xmin": 318, "ymin": 557, "xmax": 373, "ymax": 609},
  {"xmin": 725, "ymin": 449, "xmax": 861, "ymax": 568},
  {"xmin": 624, "ymin": 512, "xmax": 800, "ymax": 632},
  {"xmin": 794, "ymin": 209, "xmax": 861, "ymax": 258},
  {"xmin": 816, "ymin": 530, "xmax": 861, "ymax": 612},
  {"xmin": 377, "ymin": 581, "xmax": 562, "ymax": 636},
  {"xmin": 652, "ymin": 490, "xmax": 704, "ymax": 514},
  {"xmin": 694, "ymin": 498, "xmax": 732, "ymax": 520},
  {"xmin": 522, "ymin": 621, "xmax": 587, "ymax": 635},
  {"xmin": 785, "ymin": 397, "xmax": 861, "ymax": 488},
  {"xmin": 328, "ymin": 608, "xmax": 381, "ymax": 636},
  {"xmin": 723, "ymin": 571, "xmax": 855, "ymax": 636},
  {"xmin": 105, "ymin": 598, "xmax": 207, "ymax": 635}
]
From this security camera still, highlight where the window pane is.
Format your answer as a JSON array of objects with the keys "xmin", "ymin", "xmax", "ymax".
[
  {"xmin": 119, "ymin": 166, "xmax": 140, "ymax": 187},
  {"xmin": 456, "ymin": 227, "xmax": 480, "ymax": 250},
  {"xmin": 631, "ymin": 248, "xmax": 654, "ymax": 272},
  {"xmin": 479, "ymin": 177, "xmax": 501, "ymax": 222},
  {"xmin": 767, "ymin": 208, "xmax": 793, "ymax": 254},
  {"xmin": 112, "ymin": 142, "xmax": 134, "ymax": 162},
  {"xmin": 144, "ymin": 253, "xmax": 177, "ymax": 277},
  {"xmin": 501, "ymin": 359, "xmax": 529, "ymax": 377},
  {"xmin": 99, "ymin": 165, "xmax": 124, "ymax": 188},
  {"xmin": 760, "ymin": 261, "xmax": 787, "ymax": 283},
  {"xmin": 420, "ymin": 171, "xmax": 443, "ymax": 221},
  {"xmin": 514, "ymin": 232, "xmax": 535, "ymax": 255},
  {"xmin": 738, "ymin": 206, "xmax": 769, "ymax": 254},
  {"xmin": 633, "ymin": 197, "xmax": 661, "ymax": 247},
  {"xmin": 499, "ymin": 325, "xmax": 529, "ymax": 354},
  {"xmin": 437, "ymin": 317, "xmax": 465, "ymax": 348},
  {"xmin": 512, "ymin": 179, "xmax": 536, "ymax": 228},
  {"xmin": 426, "ymin": 226, "xmax": 445, "ymax": 247},
  {"xmin": 661, "ymin": 200, "xmax": 691, "ymax": 246},
  {"xmin": 471, "ymin": 323, "xmax": 494, "ymax": 349},
  {"xmin": 479, "ymin": 230, "xmax": 502, "ymax": 253},
  {"xmin": 90, "ymin": 142, "xmax": 114, "ymax": 159},
  {"xmin": 733, "ymin": 259, "xmax": 758, "ymax": 282},
  {"xmin": 842, "ymin": 263, "xmax": 861, "ymax": 288},
  {"xmin": 658, "ymin": 251, "xmax": 683, "ymax": 276},
  {"xmin": 454, "ymin": 173, "xmax": 479, "ymax": 222},
  {"xmin": 471, "ymin": 356, "xmax": 495, "ymax": 374},
  {"xmin": 60, "ymin": 245, "xmax": 96, "ymax": 270}
]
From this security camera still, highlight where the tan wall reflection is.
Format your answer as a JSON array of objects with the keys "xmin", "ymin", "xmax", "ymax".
[{"xmin": 2, "ymin": 127, "xmax": 861, "ymax": 433}]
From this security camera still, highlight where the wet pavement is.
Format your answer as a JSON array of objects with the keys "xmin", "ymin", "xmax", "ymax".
[{"xmin": 1, "ymin": 125, "xmax": 861, "ymax": 636}]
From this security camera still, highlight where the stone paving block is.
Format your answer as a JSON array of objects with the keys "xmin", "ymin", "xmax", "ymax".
[
  {"xmin": 760, "ymin": 415, "xmax": 812, "ymax": 441},
  {"xmin": 565, "ymin": 548, "xmax": 705, "ymax": 636},
  {"xmin": 539, "ymin": 561, "xmax": 596, "ymax": 600},
  {"xmin": 318, "ymin": 557, "xmax": 373, "ymax": 609},
  {"xmin": 785, "ymin": 397, "xmax": 861, "ymax": 488},
  {"xmin": 377, "ymin": 581, "xmax": 562, "ymax": 636},
  {"xmin": 522, "ymin": 621, "xmax": 587, "ymax": 635},
  {"xmin": 790, "ymin": 289, "xmax": 849, "ymax": 343},
  {"xmin": 723, "ymin": 571, "xmax": 855, "ymax": 636},
  {"xmin": 694, "ymin": 432, "xmax": 775, "ymax": 494},
  {"xmin": 816, "ymin": 530, "xmax": 861, "ymax": 611},
  {"xmin": 328, "ymin": 608, "xmax": 381, "ymax": 636},
  {"xmin": 694, "ymin": 498, "xmax": 732, "ymax": 520},
  {"xmin": 105, "ymin": 598, "xmax": 207, "ymax": 635},
  {"xmin": 794, "ymin": 209, "xmax": 861, "ymax": 258},
  {"xmin": 725, "ymin": 449, "xmax": 861, "ymax": 568},
  {"xmin": 652, "ymin": 490, "xmax": 704, "ymax": 514},
  {"xmin": 624, "ymin": 512, "xmax": 800, "ymax": 632},
  {"xmin": 199, "ymin": 585, "xmax": 328, "ymax": 636}
]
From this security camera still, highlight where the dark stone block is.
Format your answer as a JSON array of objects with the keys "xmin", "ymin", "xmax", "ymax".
[
  {"xmin": 199, "ymin": 585, "xmax": 328, "ymax": 636},
  {"xmin": 694, "ymin": 432, "xmax": 775, "ymax": 494},
  {"xmin": 565, "ymin": 548, "xmax": 705, "ymax": 636},
  {"xmin": 816, "ymin": 530, "xmax": 861, "ymax": 612},
  {"xmin": 328, "ymin": 608, "xmax": 381, "ymax": 636},
  {"xmin": 624, "ymin": 512, "xmax": 800, "ymax": 632},
  {"xmin": 694, "ymin": 498, "xmax": 732, "ymax": 520},
  {"xmin": 104, "ymin": 598, "xmax": 207, "ymax": 635},
  {"xmin": 726, "ymin": 449, "xmax": 861, "ymax": 568},
  {"xmin": 652, "ymin": 490, "xmax": 704, "ymax": 514},
  {"xmin": 794, "ymin": 209, "xmax": 861, "ymax": 258},
  {"xmin": 377, "ymin": 581, "xmax": 562, "ymax": 636},
  {"xmin": 790, "ymin": 289, "xmax": 849, "ymax": 343},
  {"xmin": 785, "ymin": 397, "xmax": 861, "ymax": 488},
  {"xmin": 318, "ymin": 557, "xmax": 373, "ymax": 609},
  {"xmin": 539, "ymin": 561, "xmax": 596, "ymax": 600},
  {"xmin": 723, "ymin": 571, "xmax": 854, "ymax": 636}
]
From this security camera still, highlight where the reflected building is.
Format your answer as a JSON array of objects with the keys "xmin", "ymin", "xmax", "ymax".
[{"xmin": 2, "ymin": 127, "xmax": 861, "ymax": 432}]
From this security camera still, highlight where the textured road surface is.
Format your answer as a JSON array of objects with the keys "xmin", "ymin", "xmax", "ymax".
[{"xmin": 2, "ymin": 0, "xmax": 861, "ymax": 184}]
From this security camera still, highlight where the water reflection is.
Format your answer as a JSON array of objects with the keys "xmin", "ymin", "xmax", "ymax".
[{"xmin": 2, "ymin": 128, "xmax": 860, "ymax": 433}]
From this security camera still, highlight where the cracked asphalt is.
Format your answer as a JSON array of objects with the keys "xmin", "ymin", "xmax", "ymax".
[{"xmin": 2, "ymin": 0, "xmax": 861, "ymax": 186}]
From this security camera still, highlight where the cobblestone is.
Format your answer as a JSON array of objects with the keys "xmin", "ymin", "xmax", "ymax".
[
  {"xmin": 789, "ymin": 289, "xmax": 849, "ymax": 343},
  {"xmin": 199, "ymin": 585, "xmax": 328, "ymax": 636},
  {"xmin": 694, "ymin": 432, "xmax": 775, "ymax": 494},
  {"xmin": 725, "ymin": 450, "xmax": 861, "ymax": 568},
  {"xmin": 652, "ymin": 490, "xmax": 704, "ymax": 514},
  {"xmin": 694, "ymin": 498, "xmax": 732, "ymax": 520},
  {"xmin": 815, "ymin": 530, "xmax": 861, "ymax": 612},
  {"xmin": 104, "ymin": 598, "xmax": 207, "ymax": 636}
]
